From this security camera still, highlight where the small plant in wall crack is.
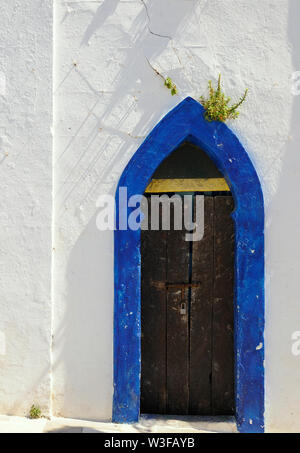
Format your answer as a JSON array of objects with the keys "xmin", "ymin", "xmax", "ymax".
[
  {"xmin": 164, "ymin": 77, "xmax": 178, "ymax": 96},
  {"xmin": 146, "ymin": 58, "xmax": 178, "ymax": 96},
  {"xmin": 200, "ymin": 74, "xmax": 248, "ymax": 122},
  {"xmin": 29, "ymin": 404, "xmax": 42, "ymax": 419}
]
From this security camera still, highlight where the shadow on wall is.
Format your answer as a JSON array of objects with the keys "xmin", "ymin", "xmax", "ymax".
[
  {"xmin": 53, "ymin": 0, "xmax": 202, "ymax": 419},
  {"xmin": 54, "ymin": 215, "xmax": 114, "ymax": 420},
  {"xmin": 80, "ymin": 0, "xmax": 120, "ymax": 46},
  {"xmin": 264, "ymin": 0, "xmax": 300, "ymax": 432},
  {"xmin": 55, "ymin": 0, "xmax": 204, "ymax": 211}
]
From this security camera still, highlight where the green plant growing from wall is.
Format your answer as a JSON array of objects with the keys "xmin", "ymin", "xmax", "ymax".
[
  {"xmin": 200, "ymin": 74, "xmax": 248, "ymax": 122},
  {"xmin": 29, "ymin": 404, "xmax": 42, "ymax": 419},
  {"xmin": 164, "ymin": 77, "xmax": 178, "ymax": 96},
  {"xmin": 146, "ymin": 58, "xmax": 178, "ymax": 96}
]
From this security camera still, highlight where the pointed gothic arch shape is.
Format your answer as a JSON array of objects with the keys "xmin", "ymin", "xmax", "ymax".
[{"xmin": 113, "ymin": 97, "xmax": 264, "ymax": 433}]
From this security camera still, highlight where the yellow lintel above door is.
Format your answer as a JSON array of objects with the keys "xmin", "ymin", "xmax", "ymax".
[{"xmin": 145, "ymin": 178, "xmax": 230, "ymax": 193}]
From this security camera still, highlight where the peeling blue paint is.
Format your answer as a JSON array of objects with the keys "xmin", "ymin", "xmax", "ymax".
[{"xmin": 113, "ymin": 97, "xmax": 265, "ymax": 433}]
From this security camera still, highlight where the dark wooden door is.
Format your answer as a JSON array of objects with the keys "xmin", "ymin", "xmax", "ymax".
[{"xmin": 141, "ymin": 195, "xmax": 235, "ymax": 416}]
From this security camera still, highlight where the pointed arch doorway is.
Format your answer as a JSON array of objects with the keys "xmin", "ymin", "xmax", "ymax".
[{"xmin": 113, "ymin": 97, "xmax": 265, "ymax": 433}]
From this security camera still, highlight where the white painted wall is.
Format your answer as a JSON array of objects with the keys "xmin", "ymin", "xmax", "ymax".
[
  {"xmin": 0, "ymin": 0, "xmax": 53, "ymax": 416},
  {"xmin": 0, "ymin": 0, "xmax": 300, "ymax": 432},
  {"xmin": 265, "ymin": 0, "xmax": 300, "ymax": 433},
  {"xmin": 52, "ymin": 0, "xmax": 296, "ymax": 428}
]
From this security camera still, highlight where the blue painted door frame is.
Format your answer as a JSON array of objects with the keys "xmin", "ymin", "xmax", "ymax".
[{"xmin": 113, "ymin": 97, "xmax": 265, "ymax": 433}]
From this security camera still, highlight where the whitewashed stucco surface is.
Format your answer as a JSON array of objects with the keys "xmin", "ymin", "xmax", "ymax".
[
  {"xmin": 52, "ymin": 0, "xmax": 295, "ymax": 429},
  {"xmin": 0, "ymin": 0, "xmax": 300, "ymax": 432},
  {"xmin": 0, "ymin": 1, "xmax": 53, "ymax": 416}
]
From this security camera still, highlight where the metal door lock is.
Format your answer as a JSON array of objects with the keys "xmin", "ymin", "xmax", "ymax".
[{"xmin": 180, "ymin": 302, "xmax": 187, "ymax": 315}]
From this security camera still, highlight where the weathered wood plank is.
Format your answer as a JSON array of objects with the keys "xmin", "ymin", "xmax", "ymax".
[
  {"xmin": 166, "ymin": 197, "xmax": 190, "ymax": 284},
  {"xmin": 141, "ymin": 197, "xmax": 167, "ymax": 414},
  {"xmin": 189, "ymin": 196, "xmax": 214, "ymax": 414},
  {"xmin": 212, "ymin": 196, "xmax": 235, "ymax": 415},
  {"xmin": 166, "ymin": 199, "xmax": 190, "ymax": 414},
  {"xmin": 166, "ymin": 288, "xmax": 189, "ymax": 414}
]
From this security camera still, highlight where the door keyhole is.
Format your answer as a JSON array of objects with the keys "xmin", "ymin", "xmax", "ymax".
[{"xmin": 180, "ymin": 302, "xmax": 187, "ymax": 315}]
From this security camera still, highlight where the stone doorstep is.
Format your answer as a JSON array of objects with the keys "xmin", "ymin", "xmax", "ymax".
[{"xmin": 0, "ymin": 414, "xmax": 237, "ymax": 433}]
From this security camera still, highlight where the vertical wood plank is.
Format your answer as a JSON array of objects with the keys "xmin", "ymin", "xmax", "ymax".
[
  {"xmin": 166, "ymin": 288, "xmax": 189, "ymax": 414},
  {"xmin": 213, "ymin": 196, "xmax": 235, "ymax": 415},
  {"xmin": 166, "ymin": 198, "xmax": 190, "ymax": 284},
  {"xmin": 189, "ymin": 196, "xmax": 214, "ymax": 414},
  {"xmin": 141, "ymin": 197, "xmax": 167, "ymax": 414},
  {"xmin": 166, "ymin": 199, "xmax": 190, "ymax": 414}
]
